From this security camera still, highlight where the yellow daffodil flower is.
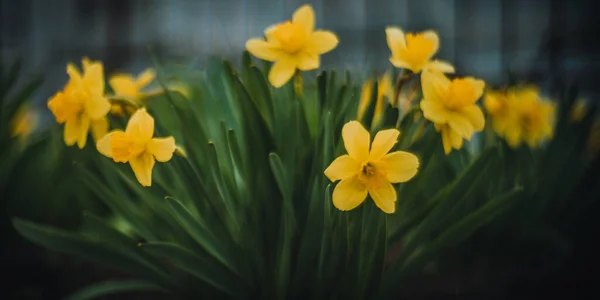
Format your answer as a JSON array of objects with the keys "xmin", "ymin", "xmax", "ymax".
[
  {"xmin": 485, "ymin": 86, "xmax": 555, "ymax": 149},
  {"xmin": 245, "ymin": 4, "xmax": 339, "ymax": 87},
  {"xmin": 97, "ymin": 108, "xmax": 176, "ymax": 187},
  {"xmin": 385, "ymin": 27, "xmax": 454, "ymax": 74},
  {"xmin": 324, "ymin": 121, "xmax": 419, "ymax": 214},
  {"xmin": 420, "ymin": 71, "xmax": 485, "ymax": 154},
  {"xmin": 48, "ymin": 58, "xmax": 110, "ymax": 148},
  {"xmin": 109, "ymin": 68, "xmax": 156, "ymax": 101},
  {"xmin": 10, "ymin": 104, "xmax": 39, "ymax": 139}
]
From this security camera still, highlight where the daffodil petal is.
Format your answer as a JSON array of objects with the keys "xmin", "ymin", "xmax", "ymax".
[
  {"xmin": 148, "ymin": 137, "xmax": 176, "ymax": 162},
  {"xmin": 48, "ymin": 92, "xmax": 68, "ymax": 123},
  {"xmin": 324, "ymin": 154, "xmax": 360, "ymax": 182},
  {"xmin": 379, "ymin": 151, "xmax": 419, "ymax": 183},
  {"xmin": 96, "ymin": 131, "xmax": 120, "ymax": 158},
  {"xmin": 109, "ymin": 131, "xmax": 133, "ymax": 163},
  {"xmin": 292, "ymin": 4, "xmax": 315, "ymax": 33},
  {"xmin": 441, "ymin": 125, "xmax": 452, "ymax": 154},
  {"xmin": 424, "ymin": 60, "xmax": 455, "ymax": 74},
  {"xmin": 389, "ymin": 58, "xmax": 413, "ymax": 70},
  {"xmin": 82, "ymin": 57, "xmax": 93, "ymax": 71},
  {"xmin": 268, "ymin": 57, "xmax": 296, "ymax": 88},
  {"xmin": 448, "ymin": 127, "xmax": 463, "ymax": 148},
  {"xmin": 306, "ymin": 31, "xmax": 339, "ymax": 55},
  {"xmin": 129, "ymin": 152, "xmax": 155, "ymax": 187},
  {"xmin": 83, "ymin": 61, "xmax": 105, "ymax": 96},
  {"xmin": 447, "ymin": 112, "xmax": 474, "ymax": 139},
  {"xmin": 369, "ymin": 129, "xmax": 400, "ymax": 161},
  {"xmin": 422, "ymin": 30, "xmax": 440, "ymax": 56},
  {"xmin": 332, "ymin": 175, "xmax": 368, "ymax": 211},
  {"xmin": 110, "ymin": 75, "xmax": 138, "ymax": 98},
  {"xmin": 505, "ymin": 123, "xmax": 522, "ymax": 148},
  {"xmin": 342, "ymin": 120, "xmax": 370, "ymax": 162},
  {"xmin": 386, "ymin": 27, "xmax": 406, "ymax": 55},
  {"xmin": 136, "ymin": 68, "xmax": 156, "ymax": 88},
  {"xmin": 66, "ymin": 63, "xmax": 83, "ymax": 87},
  {"xmin": 421, "ymin": 70, "xmax": 449, "ymax": 103},
  {"xmin": 420, "ymin": 100, "xmax": 447, "ymax": 124},
  {"xmin": 246, "ymin": 39, "xmax": 280, "ymax": 62},
  {"xmin": 76, "ymin": 114, "xmax": 91, "ymax": 149},
  {"xmin": 84, "ymin": 94, "xmax": 111, "ymax": 120},
  {"xmin": 91, "ymin": 117, "xmax": 109, "ymax": 142},
  {"xmin": 264, "ymin": 25, "xmax": 278, "ymax": 42},
  {"xmin": 483, "ymin": 91, "xmax": 503, "ymax": 115},
  {"xmin": 461, "ymin": 105, "xmax": 485, "ymax": 132},
  {"xmin": 126, "ymin": 108, "xmax": 155, "ymax": 142},
  {"xmin": 64, "ymin": 116, "xmax": 79, "ymax": 146},
  {"xmin": 368, "ymin": 179, "xmax": 397, "ymax": 214},
  {"xmin": 296, "ymin": 52, "xmax": 320, "ymax": 70},
  {"xmin": 464, "ymin": 78, "xmax": 485, "ymax": 102}
]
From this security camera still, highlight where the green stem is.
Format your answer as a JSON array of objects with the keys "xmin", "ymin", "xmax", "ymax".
[{"xmin": 293, "ymin": 71, "xmax": 303, "ymax": 97}]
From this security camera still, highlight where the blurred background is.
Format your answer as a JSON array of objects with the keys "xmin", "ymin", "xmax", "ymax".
[
  {"xmin": 1, "ymin": 0, "xmax": 600, "ymax": 102},
  {"xmin": 1, "ymin": 0, "xmax": 599, "ymax": 298}
]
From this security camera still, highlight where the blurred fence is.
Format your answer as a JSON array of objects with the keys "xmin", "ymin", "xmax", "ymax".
[{"xmin": 1, "ymin": 0, "xmax": 599, "ymax": 103}]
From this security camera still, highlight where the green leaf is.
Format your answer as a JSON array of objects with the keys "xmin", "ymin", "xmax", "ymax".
[
  {"xmin": 165, "ymin": 197, "xmax": 236, "ymax": 274},
  {"xmin": 268, "ymin": 152, "xmax": 297, "ymax": 298},
  {"xmin": 269, "ymin": 152, "xmax": 291, "ymax": 204},
  {"xmin": 399, "ymin": 187, "xmax": 523, "ymax": 276},
  {"xmin": 317, "ymin": 184, "xmax": 333, "ymax": 281},
  {"xmin": 141, "ymin": 242, "xmax": 245, "ymax": 299},
  {"xmin": 13, "ymin": 218, "xmax": 174, "ymax": 288},
  {"xmin": 65, "ymin": 280, "xmax": 166, "ymax": 300},
  {"xmin": 240, "ymin": 52, "xmax": 274, "ymax": 131},
  {"xmin": 79, "ymin": 213, "xmax": 169, "ymax": 272},
  {"xmin": 357, "ymin": 203, "xmax": 387, "ymax": 299}
]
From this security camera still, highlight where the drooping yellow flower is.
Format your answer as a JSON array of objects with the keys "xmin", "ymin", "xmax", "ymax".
[
  {"xmin": 109, "ymin": 68, "xmax": 156, "ymax": 101},
  {"xmin": 357, "ymin": 79, "xmax": 374, "ymax": 121},
  {"xmin": 396, "ymin": 79, "xmax": 419, "ymax": 115},
  {"xmin": 570, "ymin": 98, "xmax": 587, "ymax": 122},
  {"xmin": 420, "ymin": 71, "xmax": 485, "ymax": 154},
  {"xmin": 385, "ymin": 27, "xmax": 454, "ymax": 74},
  {"xmin": 10, "ymin": 104, "xmax": 40, "ymax": 139},
  {"xmin": 48, "ymin": 58, "xmax": 110, "ymax": 148},
  {"xmin": 97, "ymin": 108, "xmax": 176, "ymax": 187},
  {"xmin": 245, "ymin": 5, "xmax": 339, "ymax": 87},
  {"xmin": 324, "ymin": 121, "xmax": 419, "ymax": 214},
  {"xmin": 485, "ymin": 86, "xmax": 555, "ymax": 149},
  {"xmin": 372, "ymin": 71, "xmax": 393, "ymax": 127},
  {"xmin": 357, "ymin": 72, "xmax": 394, "ymax": 128}
]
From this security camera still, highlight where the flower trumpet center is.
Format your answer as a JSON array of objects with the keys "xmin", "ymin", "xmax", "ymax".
[
  {"xmin": 398, "ymin": 33, "xmax": 435, "ymax": 69},
  {"xmin": 358, "ymin": 162, "xmax": 380, "ymax": 185},
  {"xmin": 445, "ymin": 79, "xmax": 478, "ymax": 109},
  {"xmin": 274, "ymin": 21, "xmax": 307, "ymax": 53},
  {"xmin": 361, "ymin": 162, "xmax": 375, "ymax": 176},
  {"xmin": 520, "ymin": 110, "xmax": 541, "ymax": 131},
  {"xmin": 111, "ymin": 134, "xmax": 147, "ymax": 162}
]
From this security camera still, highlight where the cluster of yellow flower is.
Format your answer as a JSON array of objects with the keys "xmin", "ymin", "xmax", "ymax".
[
  {"xmin": 484, "ymin": 86, "xmax": 556, "ymax": 149},
  {"xmin": 243, "ymin": 4, "xmax": 561, "ymax": 214},
  {"xmin": 43, "ymin": 4, "xmax": 562, "ymax": 214},
  {"xmin": 47, "ymin": 58, "xmax": 175, "ymax": 187}
]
